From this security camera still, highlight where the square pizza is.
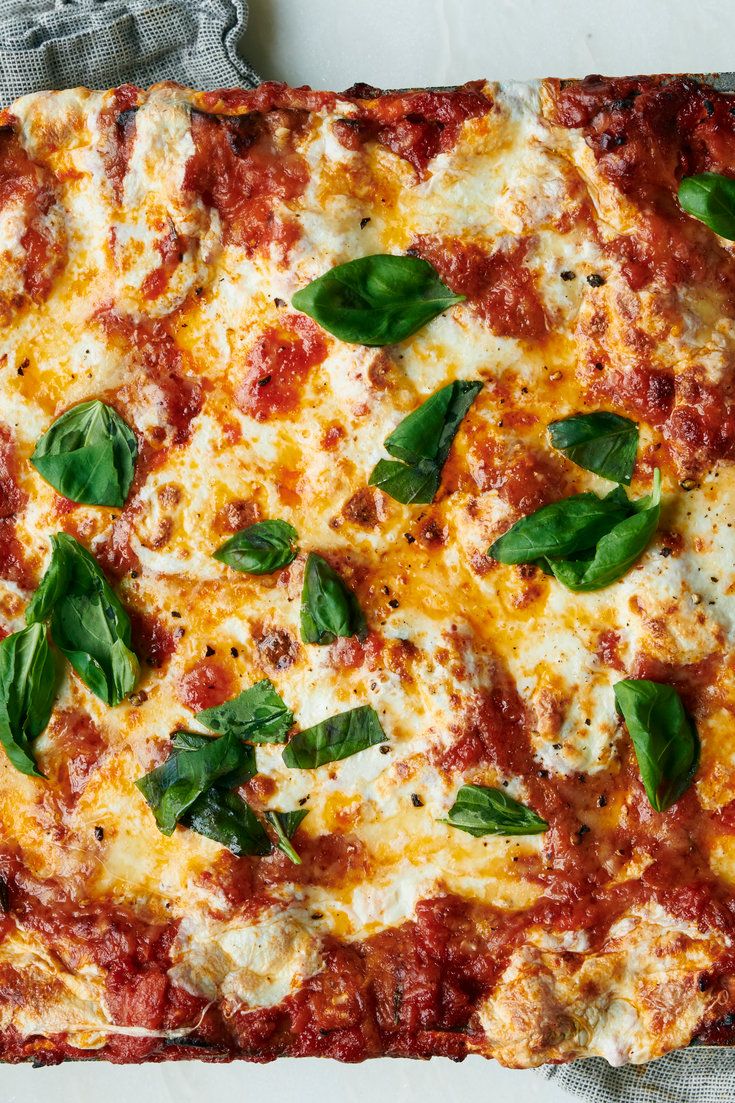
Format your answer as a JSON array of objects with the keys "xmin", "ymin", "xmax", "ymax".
[{"xmin": 0, "ymin": 74, "xmax": 734, "ymax": 1067}]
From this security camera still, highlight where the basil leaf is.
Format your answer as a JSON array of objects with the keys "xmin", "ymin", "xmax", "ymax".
[
  {"xmin": 214, "ymin": 520, "xmax": 298, "ymax": 575},
  {"xmin": 369, "ymin": 380, "xmax": 482, "ymax": 506},
  {"xmin": 441, "ymin": 784, "xmax": 548, "ymax": 837},
  {"xmin": 292, "ymin": 254, "xmax": 464, "ymax": 346},
  {"xmin": 26, "ymin": 533, "xmax": 138, "ymax": 706},
  {"xmin": 0, "ymin": 623, "xmax": 57, "ymax": 777},
  {"xmin": 282, "ymin": 704, "xmax": 387, "ymax": 769},
  {"xmin": 196, "ymin": 678, "xmax": 293, "ymax": 744},
  {"xmin": 30, "ymin": 400, "xmax": 137, "ymax": 508},
  {"xmin": 489, "ymin": 487, "xmax": 633, "ymax": 564},
  {"xmin": 265, "ymin": 809, "xmax": 308, "ymax": 864},
  {"xmin": 184, "ymin": 788, "xmax": 272, "ymax": 856},
  {"xmin": 300, "ymin": 552, "xmax": 367, "ymax": 645},
  {"xmin": 613, "ymin": 678, "xmax": 699, "ymax": 812},
  {"xmin": 171, "ymin": 730, "xmax": 257, "ymax": 787},
  {"xmin": 548, "ymin": 412, "xmax": 638, "ymax": 484},
  {"xmin": 136, "ymin": 730, "xmax": 251, "ymax": 835},
  {"xmin": 368, "ymin": 458, "xmax": 441, "ymax": 505},
  {"xmin": 384, "ymin": 381, "xmax": 484, "ymax": 467},
  {"xmin": 678, "ymin": 173, "xmax": 735, "ymax": 240},
  {"xmin": 546, "ymin": 470, "xmax": 661, "ymax": 592}
]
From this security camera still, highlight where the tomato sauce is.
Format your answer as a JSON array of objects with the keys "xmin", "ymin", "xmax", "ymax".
[
  {"xmin": 98, "ymin": 85, "xmax": 140, "ymax": 203},
  {"xmin": 129, "ymin": 609, "xmax": 177, "ymax": 669},
  {"xmin": 198, "ymin": 81, "xmax": 337, "ymax": 117},
  {"xmin": 39, "ymin": 709, "xmax": 106, "ymax": 807},
  {"xmin": 595, "ymin": 629, "xmax": 624, "ymax": 671},
  {"xmin": 177, "ymin": 658, "xmax": 236, "ymax": 711},
  {"xmin": 0, "ymin": 430, "xmax": 32, "ymax": 587},
  {"xmin": 235, "ymin": 315, "xmax": 328, "ymax": 421},
  {"xmin": 96, "ymin": 511, "xmax": 141, "ymax": 579},
  {"xmin": 141, "ymin": 227, "xmax": 189, "ymax": 301},
  {"xmin": 0, "ymin": 522, "xmax": 33, "ymax": 589},
  {"xmin": 0, "ymin": 125, "xmax": 65, "ymax": 305},
  {"xmin": 0, "ymin": 424, "xmax": 24, "ymax": 519},
  {"xmin": 100, "ymin": 311, "xmax": 203, "ymax": 445},
  {"xmin": 255, "ymin": 833, "xmax": 370, "ymax": 892},
  {"xmin": 184, "ymin": 109, "xmax": 309, "ymax": 254},
  {"xmin": 411, "ymin": 234, "xmax": 548, "ymax": 340},
  {"xmin": 336, "ymin": 83, "xmax": 491, "ymax": 178},
  {"xmin": 465, "ymin": 439, "xmax": 567, "ymax": 516}
]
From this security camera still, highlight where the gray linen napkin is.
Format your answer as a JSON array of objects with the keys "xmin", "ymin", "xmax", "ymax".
[
  {"xmin": 0, "ymin": 6, "xmax": 733, "ymax": 1099},
  {"xmin": 0, "ymin": 0, "xmax": 259, "ymax": 100},
  {"xmin": 544, "ymin": 1046, "xmax": 735, "ymax": 1101}
]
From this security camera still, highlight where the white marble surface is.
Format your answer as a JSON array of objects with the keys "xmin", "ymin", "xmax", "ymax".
[{"xmin": 9, "ymin": 1, "xmax": 735, "ymax": 1100}]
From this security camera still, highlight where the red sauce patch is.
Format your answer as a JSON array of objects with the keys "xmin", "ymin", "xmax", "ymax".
[
  {"xmin": 96, "ymin": 510, "xmax": 141, "ymax": 579},
  {"xmin": 587, "ymin": 365, "xmax": 675, "ymax": 428},
  {"xmin": 596, "ymin": 629, "xmax": 624, "ymax": 671},
  {"xmin": 177, "ymin": 658, "xmax": 236, "ymax": 711},
  {"xmin": 439, "ymin": 675, "xmax": 537, "ymax": 780},
  {"xmin": 713, "ymin": 799, "xmax": 735, "ymax": 835},
  {"xmin": 256, "ymin": 832, "xmax": 370, "ymax": 891},
  {"xmin": 235, "ymin": 314, "xmax": 328, "ymax": 421},
  {"xmin": 0, "ymin": 424, "xmax": 25, "ymax": 519},
  {"xmin": 41, "ymin": 708, "xmax": 106, "ymax": 806},
  {"xmin": 106, "ymin": 964, "xmax": 168, "ymax": 1028},
  {"xmin": 185, "ymin": 109, "xmax": 309, "ymax": 255},
  {"xmin": 328, "ymin": 636, "xmax": 365, "ymax": 670},
  {"xmin": 289, "ymin": 944, "xmax": 377, "ymax": 1060},
  {"xmin": 466, "ymin": 437, "xmax": 567, "ymax": 518},
  {"xmin": 129, "ymin": 609, "xmax": 177, "ymax": 669},
  {"xmin": 100, "ymin": 311, "xmax": 203, "ymax": 445},
  {"xmin": 412, "ymin": 234, "xmax": 547, "ymax": 340},
  {"xmin": 98, "ymin": 85, "xmax": 140, "ymax": 203},
  {"xmin": 0, "ymin": 521, "xmax": 33, "ymax": 588},
  {"xmin": 0, "ymin": 125, "xmax": 66, "ymax": 305},
  {"xmin": 337, "ymin": 83, "xmax": 491, "ymax": 178},
  {"xmin": 141, "ymin": 226, "xmax": 190, "ymax": 301},
  {"xmin": 198, "ymin": 81, "xmax": 337, "ymax": 116},
  {"xmin": 630, "ymin": 652, "xmax": 720, "ymax": 716}
]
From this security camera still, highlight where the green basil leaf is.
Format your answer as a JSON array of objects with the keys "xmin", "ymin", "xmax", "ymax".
[
  {"xmin": 196, "ymin": 678, "xmax": 293, "ymax": 744},
  {"xmin": 678, "ymin": 173, "xmax": 735, "ymax": 240},
  {"xmin": 546, "ymin": 470, "xmax": 661, "ymax": 592},
  {"xmin": 170, "ymin": 731, "xmax": 257, "ymax": 788},
  {"xmin": 548, "ymin": 412, "xmax": 638, "ymax": 484},
  {"xmin": 214, "ymin": 520, "xmax": 298, "ymax": 575},
  {"xmin": 368, "ymin": 458, "xmax": 441, "ymax": 505},
  {"xmin": 368, "ymin": 381, "xmax": 482, "ymax": 505},
  {"xmin": 26, "ymin": 533, "xmax": 138, "ymax": 706},
  {"xmin": 282, "ymin": 704, "xmax": 387, "ymax": 769},
  {"xmin": 136, "ymin": 730, "xmax": 251, "ymax": 835},
  {"xmin": 0, "ymin": 623, "xmax": 57, "ymax": 777},
  {"xmin": 292, "ymin": 254, "xmax": 464, "ymax": 346},
  {"xmin": 25, "ymin": 542, "xmax": 71, "ymax": 626},
  {"xmin": 300, "ymin": 552, "xmax": 367, "ymax": 645},
  {"xmin": 30, "ymin": 400, "xmax": 137, "ymax": 508},
  {"xmin": 183, "ymin": 788, "xmax": 272, "ymax": 856},
  {"xmin": 489, "ymin": 487, "xmax": 633, "ymax": 564},
  {"xmin": 265, "ymin": 809, "xmax": 308, "ymax": 864},
  {"xmin": 613, "ymin": 678, "xmax": 699, "ymax": 812},
  {"xmin": 441, "ymin": 784, "xmax": 548, "ymax": 837},
  {"xmin": 384, "ymin": 381, "xmax": 484, "ymax": 466}
]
